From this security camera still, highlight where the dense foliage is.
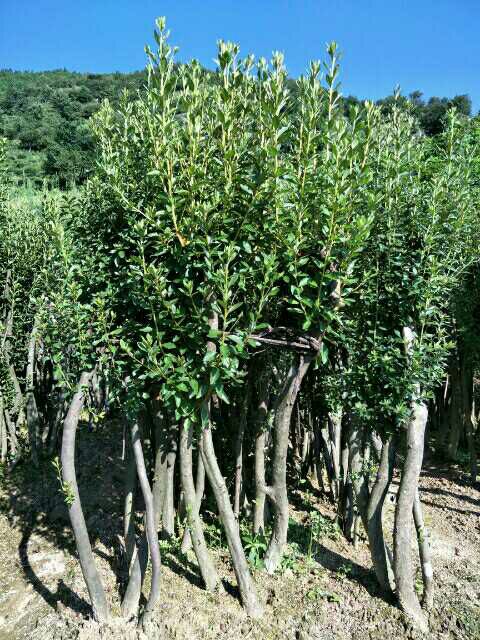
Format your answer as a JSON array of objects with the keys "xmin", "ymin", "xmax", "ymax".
[
  {"xmin": 0, "ymin": 18, "xmax": 479, "ymax": 634},
  {"xmin": 0, "ymin": 61, "xmax": 474, "ymax": 187}
]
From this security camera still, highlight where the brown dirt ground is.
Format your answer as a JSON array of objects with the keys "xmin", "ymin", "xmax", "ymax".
[{"xmin": 0, "ymin": 427, "xmax": 478, "ymax": 640}]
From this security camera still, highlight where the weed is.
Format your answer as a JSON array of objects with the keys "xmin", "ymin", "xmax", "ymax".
[
  {"xmin": 306, "ymin": 586, "xmax": 342, "ymax": 603},
  {"xmin": 52, "ymin": 456, "xmax": 75, "ymax": 507},
  {"xmin": 240, "ymin": 523, "xmax": 268, "ymax": 569},
  {"xmin": 336, "ymin": 562, "xmax": 353, "ymax": 581},
  {"xmin": 204, "ymin": 520, "xmax": 226, "ymax": 550}
]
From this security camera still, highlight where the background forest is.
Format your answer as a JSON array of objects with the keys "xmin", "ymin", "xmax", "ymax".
[{"xmin": 0, "ymin": 66, "xmax": 475, "ymax": 187}]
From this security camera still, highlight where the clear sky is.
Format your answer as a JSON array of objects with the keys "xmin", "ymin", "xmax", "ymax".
[{"xmin": 1, "ymin": 0, "xmax": 479, "ymax": 112}]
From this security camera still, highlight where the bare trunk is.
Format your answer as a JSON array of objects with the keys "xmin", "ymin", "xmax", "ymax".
[
  {"xmin": 0, "ymin": 398, "xmax": 7, "ymax": 463},
  {"xmin": 26, "ymin": 321, "xmax": 40, "ymax": 465},
  {"xmin": 337, "ymin": 425, "xmax": 354, "ymax": 539},
  {"xmin": 319, "ymin": 420, "xmax": 337, "ymax": 500},
  {"xmin": 312, "ymin": 416, "xmax": 327, "ymax": 493},
  {"xmin": 179, "ymin": 420, "xmax": 218, "ymax": 590},
  {"xmin": 234, "ymin": 388, "xmax": 249, "ymax": 520},
  {"xmin": 123, "ymin": 430, "xmax": 138, "ymax": 570},
  {"xmin": 201, "ymin": 419, "xmax": 263, "ymax": 617},
  {"xmin": 329, "ymin": 409, "xmax": 342, "ymax": 499},
  {"xmin": 47, "ymin": 389, "xmax": 67, "ymax": 455},
  {"xmin": 394, "ymin": 401, "xmax": 429, "ymax": 632},
  {"xmin": 121, "ymin": 535, "xmax": 148, "ymax": 620},
  {"xmin": 413, "ymin": 489, "xmax": 433, "ymax": 609},
  {"xmin": 347, "ymin": 419, "xmax": 370, "ymax": 532},
  {"xmin": 462, "ymin": 366, "xmax": 477, "ymax": 483},
  {"xmin": 201, "ymin": 309, "xmax": 263, "ymax": 617},
  {"xmin": 366, "ymin": 435, "xmax": 395, "ymax": 593},
  {"xmin": 4, "ymin": 406, "xmax": 17, "ymax": 460},
  {"xmin": 181, "ymin": 441, "xmax": 205, "ymax": 553},
  {"xmin": 130, "ymin": 419, "xmax": 161, "ymax": 627},
  {"xmin": 253, "ymin": 371, "xmax": 269, "ymax": 535},
  {"xmin": 151, "ymin": 406, "xmax": 177, "ymax": 538},
  {"xmin": 447, "ymin": 360, "xmax": 462, "ymax": 460},
  {"xmin": 468, "ymin": 396, "xmax": 478, "ymax": 484},
  {"xmin": 61, "ymin": 371, "xmax": 109, "ymax": 623},
  {"xmin": 264, "ymin": 352, "xmax": 315, "ymax": 574}
]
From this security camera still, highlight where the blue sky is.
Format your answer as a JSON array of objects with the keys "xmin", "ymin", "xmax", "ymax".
[{"xmin": 1, "ymin": 1, "xmax": 479, "ymax": 111}]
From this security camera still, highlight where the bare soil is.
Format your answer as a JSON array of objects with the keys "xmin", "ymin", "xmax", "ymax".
[{"xmin": 0, "ymin": 427, "xmax": 478, "ymax": 640}]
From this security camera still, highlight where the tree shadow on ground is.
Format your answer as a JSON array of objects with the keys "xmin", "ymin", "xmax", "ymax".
[
  {"xmin": 419, "ymin": 485, "xmax": 479, "ymax": 511},
  {"xmin": 287, "ymin": 517, "xmax": 392, "ymax": 603},
  {"xmin": 2, "ymin": 422, "xmax": 125, "ymax": 618},
  {"xmin": 18, "ymin": 519, "xmax": 91, "ymax": 616},
  {"xmin": 161, "ymin": 549, "xmax": 204, "ymax": 590}
]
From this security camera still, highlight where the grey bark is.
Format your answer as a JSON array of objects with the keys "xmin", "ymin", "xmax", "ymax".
[
  {"xmin": 468, "ymin": 396, "xmax": 478, "ymax": 484},
  {"xmin": 123, "ymin": 431, "xmax": 138, "ymax": 570},
  {"xmin": 264, "ymin": 352, "xmax": 315, "ymax": 574},
  {"xmin": 201, "ymin": 418, "xmax": 263, "ymax": 617},
  {"xmin": 4, "ymin": 406, "xmax": 17, "ymax": 460},
  {"xmin": 394, "ymin": 332, "xmax": 429, "ymax": 632},
  {"xmin": 61, "ymin": 370, "xmax": 109, "ymax": 623},
  {"xmin": 462, "ymin": 366, "xmax": 478, "ymax": 483},
  {"xmin": 413, "ymin": 489, "xmax": 434, "ymax": 609},
  {"xmin": 338, "ymin": 426, "xmax": 354, "ymax": 539},
  {"xmin": 200, "ymin": 309, "xmax": 263, "ymax": 618},
  {"xmin": 181, "ymin": 440, "xmax": 205, "ymax": 553},
  {"xmin": 366, "ymin": 436, "xmax": 396, "ymax": 593},
  {"xmin": 25, "ymin": 320, "xmax": 40, "ymax": 465},
  {"xmin": 47, "ymin": 389, "xmax": 67, "ymax": 456},
  {"xmin": 319, "ymin": 420, "xmax": 337, "ymax": 500},
  {"xmin": 234, "ymin": 388, "xmax": 249, "ymax": 520},
  {"xmin": 179, "ymin": 419, "xmax": 218, "ymax": 590},
  {"xmin": 130, "ymin": 419, "xmax": 161, "ymax": 627},
  {"xmin": 121, "ymin": 534, "xmax": 148, "ymax": 620},
  {"xmin": 253, "ymin": 370, "xmax": 269, "ymax": 536},
  {"xmin": 447, "ymin": 360, "xmax": 462, "ymax": 460},
  {"xmin": 394, "ymin": 403, "xmax": 428, "ymax": 635},
  {"xmin": 347, "ymin": 419, "xmax": 370, "ymax": 532},
  {"xmin": 0, "ymin": 398, "xmax": 6, "ymax": 463},
  {"xmin": 151, "ymin": 406, "xmax": 177, "ymax": 538},
  {"xmin": 329, "ymin": 409, "xmax": 342, "ymax": 499}
]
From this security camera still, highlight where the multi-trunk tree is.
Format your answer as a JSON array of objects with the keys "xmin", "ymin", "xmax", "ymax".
[{"xmin": 1, "ymin": 19, "xmax": 479, "ymax": 635}]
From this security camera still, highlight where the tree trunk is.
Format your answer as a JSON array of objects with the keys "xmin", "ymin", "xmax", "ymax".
[
  {"xmin": 413, "ymin": 489, "xmax": 433, "ymax": 609},
  {"xmin": 468, "ymin": 396, "xmax": 478, "ymax": 484},
  {"xmin": 123, "ymin": 430, "xmax": 138, "ymax": 570},
  {"xmin": 319, "ymin": 420, "xmax": 337, "ymax": 501},
  {"xmin": 234, "ymin": 388, "xmax": 249, "ymax": 521},
  {"xmin": 366, "ymin": 435, "xmax": 395, "ymax": 593},
  {"xmin": 61, "ymin": 370, "xmax": 109, "ymax": 623},
  {"xmin": 253, "ymin": 371, "xmax": 269, "ymax": 535},
  {"xmin": 200, "ymin": 309, "xmax": 263, "ymax": 618},
  {"xmin": 264, "ymin": 352, "xmax": 315, "ymax": 574},
  {"xmin": 130, "ymin": 419, "xmax": 161, "ymax": 627},
  {"xmin": 394, "ymin": 401, "xmax": 429, "ymax": 632},
  {"xmin": 121, "ymin": 535, "xmax": 148, "ymax": 620},
  {"xmin": 201, "ymin": 418, "xmax": 263, "ymax": 617},
  {"xmin": 25, "ymin": 321, "xmax": 40, "ymax": 465},
  {"xmin": 0, "ymin": 398, "xmax": 7, "ymax": 463},
  {"xmin": 337, "ymin": 425, "xmax": 354, "ymax": 539},
  {"xmin": 447, "ymin": 359, "xmax": 462, "ymax": 460},
  {"xmin": 462, "ymin": 365, "xmax": 477, "ymax": 484},
  {"xmin": 181, "ymin": 441, "xmax": 205, "ymax": 553},
  {"xmin": 329, "ymin": 409, "xmax": 342, "ymax": 499},
  {"xmin": 151, "ymin": 406, "xmax": 177, "ymax": 538},
  {"xmin": 47, "ymin": 389, "xmax": 67, "ymax": 455},
  {"xmin": 347, "ymin": 419, "xmax": 370, "ymax": 532},
  {"xmin": 4, "ymin": 406, "xmax": 18, "ymax": 461},
  {"xmin": 312, "ymin": 416, "xmax": 327, "ymax": 493},
  {"xmin": 179, "ymin": 420, "xmax": 218, "ymax": 590}
]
